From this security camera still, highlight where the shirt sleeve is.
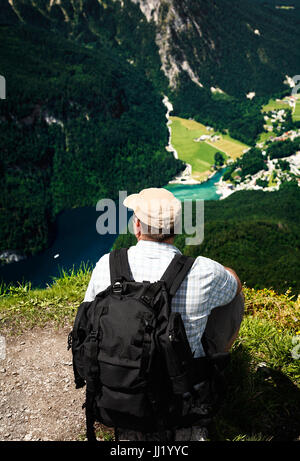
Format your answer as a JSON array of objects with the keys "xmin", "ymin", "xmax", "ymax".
[
  {"xmin": 206, "ymin": 260, "xmax": 238, "ymax": 310},
  {"xmin": 83, "ymin": 268, "xmax": 97, "ymax": 302},
  {"xmin": 83, "ymin": 253, "xmax": 111, "ymax": 302}
]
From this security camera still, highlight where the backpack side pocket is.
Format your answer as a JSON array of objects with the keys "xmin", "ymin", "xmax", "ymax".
[{"xmin": 160, "ymin": 312, "xmax": 195, "ymax": 395}]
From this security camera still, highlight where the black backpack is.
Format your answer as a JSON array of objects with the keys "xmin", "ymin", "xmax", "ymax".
[{"xmin": 68, "ymin": 248, "xmax": 230, "ymax": 441}]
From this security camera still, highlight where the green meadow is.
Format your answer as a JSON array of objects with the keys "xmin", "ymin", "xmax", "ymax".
[
  {"xmin": 261, "ymin": 94, "xmax": 300, "ymax": 122},
  {"xmin": 209, "ymin": 134, "xmax": 248, "ymax": 160},
  {"xmin": 262, "ymin": 98, "xmax": 290, "ymax": 113},
  {"xmin": 257, "ymin": 130, "xmax": 275, "ymax": 144},
  {"xmin": 293, "ymin": 96, "xmax": 300, "ymax": 122},
  {"xmin": 169, "ymin": 117, "xmax": 219, "ymax": 180},
  {"xmin": 169, "ymin": 116, "xmax": 248, "ymax": 180}
]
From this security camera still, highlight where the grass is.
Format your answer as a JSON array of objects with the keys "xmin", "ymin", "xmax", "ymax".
[
  {"xmin": 169, "ymin": 116, "xmax": 248, "ymax": 180},
  {"xmin": 293, "ymin": 96, "xmax": 300, "ymax": 122},
  {"xmin": 0, "ymin": 262, "xmax": 92, "ymax": 333},
  {"xmin": 262, "ymin": 98, "xmax": 290, "ymax": 113},
  {"xmin": 257, "ymin": 129, "xmax": 276, "ymax": 144},
  {"xmin": 78, "ymin": 423, "xmax": 115, "ymax": 441},
  {"xmin": 0, "ymin": 266, "xmax": 299, "ymax": 441},
  {"xmin": 211, "ymin": 286, "xmax": 300, "ymax": 441},
  {"xmin": 207, "ymin": 134, "xmax": 248, "ymax": 160},
  {"xmin": 173, "ymin": 117, "xmax": 209, "ymax": 133},
  {"xmin": 261, "ymin": 94, "xmax": 300, "ymax": 123},
  {"xmin": 215, "ymin": 315, "xmax": 300, "ymax": 441},
  {"xmin": 268, "ymin": 170, "xmax": 277, "ymax": 187},
  {"xmin": 169, "ymin": 117, "xmax": 219, "ymax": 181},
  {"xmin": 259, "ymin": 94, "xmax": 300, "ymax": 139}
]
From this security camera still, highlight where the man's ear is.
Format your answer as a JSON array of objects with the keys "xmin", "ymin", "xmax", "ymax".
[{"xmin": 133, "ymin": 216, "xmax": 142, "ymax": 239}]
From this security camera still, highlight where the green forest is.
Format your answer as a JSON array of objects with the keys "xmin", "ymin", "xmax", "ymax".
[
  {"xmin": 0, "ymin": 23, "xmax": 183, "ymax": 256},
  {"xmin": 170, "ymin": 75, "xmax": 267, "ymax": 146}
]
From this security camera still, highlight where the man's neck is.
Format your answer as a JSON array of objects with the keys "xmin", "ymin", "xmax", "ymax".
[{"xmin": 137, "ymin": 235, "xmax": 175, "ymax": 245}]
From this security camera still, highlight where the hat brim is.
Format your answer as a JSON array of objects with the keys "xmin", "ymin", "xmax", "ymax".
[{"xmin": 123, "ymin": 193, "xmax": 139, "ymax": 210}]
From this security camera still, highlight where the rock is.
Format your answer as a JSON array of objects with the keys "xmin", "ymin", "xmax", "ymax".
[{"xmin": 0, "ymin": 250, "xmax": 26, "ymax": 264}]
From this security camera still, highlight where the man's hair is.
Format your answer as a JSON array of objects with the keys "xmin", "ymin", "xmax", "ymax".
[{"xmin": 133, "ymin": 214, "xmax": 175, "ymax": 242}]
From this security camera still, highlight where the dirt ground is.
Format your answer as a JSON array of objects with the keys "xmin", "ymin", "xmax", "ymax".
[{"xmin": 0, "ymin": 325, "xmax": 88, "ymax": 441}]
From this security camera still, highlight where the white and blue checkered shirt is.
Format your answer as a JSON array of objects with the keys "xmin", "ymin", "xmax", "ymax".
[{"xmin": 84, "ymin": 240, "xmax": 237, "ymax": 357}]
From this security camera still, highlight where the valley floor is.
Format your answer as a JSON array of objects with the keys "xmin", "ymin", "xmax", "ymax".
[{"xmin": 167, "ymin": 115, "xmax": 249, "ymax": 183}]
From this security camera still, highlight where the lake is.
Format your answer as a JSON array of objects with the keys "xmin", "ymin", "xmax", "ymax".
[{"xmin": 165, "ymin": 168, "xmax": 224, "ymax": 201}]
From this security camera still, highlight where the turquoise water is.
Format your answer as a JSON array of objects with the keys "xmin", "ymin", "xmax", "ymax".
[
  {"xmin": 0, "ymin": 169, "xmax": 225, "ymax": 288},
  {"xmin": 165, "ymin": 169, "xmax": 224, "ymax": 201}
]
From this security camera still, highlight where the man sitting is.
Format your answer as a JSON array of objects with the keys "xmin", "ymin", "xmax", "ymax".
[{"xmin": 84, "ymin": 187, "xmax": 244, "ymax": 440}]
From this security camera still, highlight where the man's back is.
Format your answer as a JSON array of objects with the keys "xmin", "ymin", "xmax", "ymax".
[
  {"xmin": 84, "ymin": 240, "xmax": 237, "ymax": 357},
  {"xmin": 77, "ymin": 187, "xmax": 244, "ymax": 440}
]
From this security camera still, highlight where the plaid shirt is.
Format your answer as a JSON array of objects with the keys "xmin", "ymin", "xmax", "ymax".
[{"xmin": 84, "ymin": 240, "xmax": 237, "ymax": 357}]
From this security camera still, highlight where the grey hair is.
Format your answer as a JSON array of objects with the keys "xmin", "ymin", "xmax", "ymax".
[{"xmin": 133, "ymin": 214, "xmax": 175, "ymax": 242}]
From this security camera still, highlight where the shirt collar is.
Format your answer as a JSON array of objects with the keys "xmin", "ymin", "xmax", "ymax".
[{"xmin": 135, "ymin": 239, "xmax": 181, "ymax": 254}]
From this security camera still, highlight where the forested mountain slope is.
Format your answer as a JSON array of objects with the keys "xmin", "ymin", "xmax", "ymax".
[
  {"xmin": 1, "ymin": 0, "xmax": 299, "ymax": 257},
  {"xmin": 2, "ymin": 0, "xmax": 300, "ymax": 96},
  {"xmin": 0, "ymin": 22, "xmax": 182, "ymax": 256}
]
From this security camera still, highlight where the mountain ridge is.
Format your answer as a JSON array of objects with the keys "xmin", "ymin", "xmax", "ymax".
[{"xmin": 2, "ymin": 0, "xmax": 300, "ymax": 96}]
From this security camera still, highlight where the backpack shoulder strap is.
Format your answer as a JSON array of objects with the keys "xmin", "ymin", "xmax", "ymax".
[
  {"xmin": 109, "ymin": 248, "xmax": 134, "ymax": 284},
  {"xmin": 160, "ymin": 253, "xmax": 195, "ymax": 297}
]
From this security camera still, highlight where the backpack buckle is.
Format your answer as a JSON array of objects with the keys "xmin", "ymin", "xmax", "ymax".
[
  {"xmin": 141, "ymin": 295, "xmax": 151, "ymax": 305},
  {"xmin": 112, "ymin": 280, "xmax": 123, "ymax": 293},
  {"xmin": 90, "ymin": 330, "xmax": 98, "ymax": 341}
]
